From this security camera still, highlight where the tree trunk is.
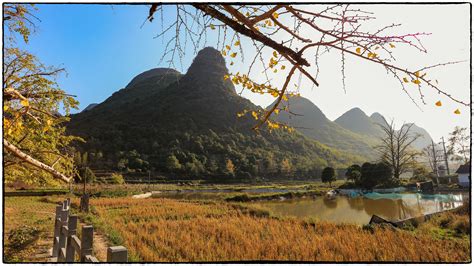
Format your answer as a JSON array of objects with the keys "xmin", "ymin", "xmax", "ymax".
[{"xmin": 3, "ymin": 139, "xmax": 71, "ymax": 183}]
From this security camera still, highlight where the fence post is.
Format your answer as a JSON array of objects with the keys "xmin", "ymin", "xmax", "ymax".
[
  {"xmin": 63, "ymin": 199, "xmax": 69, "ymax": 210},
  {"xmin": 52, "ymin": 205, "xmax": 62, "ymax": 257},
  {"xmin": 65, "ymin": 215, "xmax": 78, "ymax": 262},
  {"xmin": 57, "ymin": 207, "xmax": 69, "ymax": 259},
  {"xmin": 80, "ymin": 194, "xmax": 89, "ymax": 213},
  {"xmin": 80, "ymin": 225, "xmax": 94, "ymax": 262},
  {"xmin": 107, "ymin": 246, "xmax": 128, "ymax": 262}
]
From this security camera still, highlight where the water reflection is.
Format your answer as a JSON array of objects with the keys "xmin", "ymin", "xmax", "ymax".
[{"xmin": 256, "ymin": 193, "xmax": 466, "ymax": 225}]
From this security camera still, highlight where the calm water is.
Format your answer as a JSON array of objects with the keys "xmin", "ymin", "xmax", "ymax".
[{"xmin": 256, "ymin": 193, "xmax": 466, "ymax": 225}]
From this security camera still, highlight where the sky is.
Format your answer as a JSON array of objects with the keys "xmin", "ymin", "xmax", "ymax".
[{"xmin": 14, "ymin": 4, "xmax": 471, "ymax": 141}]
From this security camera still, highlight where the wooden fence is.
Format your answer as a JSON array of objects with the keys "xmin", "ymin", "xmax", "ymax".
[{"xmin": 52, "ymin": 198, "xmax": 128, "ymax": 262}]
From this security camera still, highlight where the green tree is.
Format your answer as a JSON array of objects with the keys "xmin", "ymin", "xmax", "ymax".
[
  {"xmin": 166, "ymin": 155, "xmax": 182, "ymax": 172},
  {"xmin": 345, "ymin": 164, "xmax": 361, "ymax": 183},
  {"xmin": 3, "ymin": 4, "xmax": 80, "ymax": 185},
  {"xmin": 321, "ymin": 167, "xmax": 336, "ymax": 186},
  {"xmin": 225, "ymin": 159, "xmax": 235, "ymax": 177},
  {"xmin": 360, "ymin": 162, "xmax": 377, "ymax": 189},
  {"xmin": 280, "ymin": 158, "xmax": 292, "ymax": 176},
  {"xmin": 117, "ymin": 158, "xmax": 128, "ymax": 171},
  {"xmin": 359, "ymin": 162, "xmax": 393, "ymax": 189}
]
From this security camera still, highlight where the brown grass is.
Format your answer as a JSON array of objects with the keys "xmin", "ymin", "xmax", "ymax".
[
  {"xmin": 90, "ymin": 197, "xmax": 470, "ymax": 262},
  {"xmin": 4, "ymin": 196, "xmax": 62, "ymax": 262}
]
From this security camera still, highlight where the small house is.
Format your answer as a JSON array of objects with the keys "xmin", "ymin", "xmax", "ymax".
[{"xmin": 455, "ymin": 163, "xmax": 470, "ymax": 188}]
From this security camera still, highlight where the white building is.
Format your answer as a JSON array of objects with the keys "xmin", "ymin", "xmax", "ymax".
[{"xmin": 455, "ymin": 163, "xmax": 470, "ymax": 188}]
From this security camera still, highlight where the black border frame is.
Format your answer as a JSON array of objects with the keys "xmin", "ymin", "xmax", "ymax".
[{"xmin": 1, "ymin": 1, "xmax": 472, "ymax": 264}]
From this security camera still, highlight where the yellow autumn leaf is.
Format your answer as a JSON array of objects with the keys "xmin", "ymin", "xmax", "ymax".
[
  {"xmin": 234, "ymin": 41, "xmax": 240, "ymax": 46},
  {"xmin": 389, "ymin": 43, "xmax": 396, "ymax": 48},
  {"xmin": 223, "ymin": 75, "xmax": 229, "ymax": 80},
  {"xmin": 230, "ymin": 52, "xmax": 237, "ymax": 58},
  {"xmin": 367, "ymin": 52, "xmax": 377, "ymax": 59},
  {"xmin": 245, "ymin": 12, "xmax": 250, "ymax": 17},
  {"xmin": 230, "ymin": 62, "xmax": 234, "ymax": 66},
  {"xmin": 273, "ymin": 69, "xmax": 277, "ymax": 73},
  {"xmin": 282, "ymin": 95, "xmax": 288, "ymax": 101},
  {"xmin": 3, "ymin": 105, "xmax": 8, "ymax": 112},
  {"xmin": 412, "ymin": 79, "xmax": 421, "ymax": 85},
  {"xmin": 281, "ymin": 65, "xmax": 286, "ymax": 70},
  {"xmin": 403, "ymin": 77, "xmax": 409, "ymax": 83},
  {"xmin": 251, "ymin": 111, "xmax": 258, "ymax": 120},
  {"xmin": 415, "ymin": 71, "xmax": 420, "ymax": 77},
  {"xmin": 225, "ymin": 45, "xmax": 231, "ymax": 50},
  {"xmin": 210, "ymin": 24, "xmax": 215, "ymax": 30},
  {"xmin": 20, "ymin": 99, "xmax": 29, "ymax": 107},
  {"xmin": 274, "ymin": 109, "xmax": 280, "ymax": 114},
  {"xmin": 273, "ymin": 51, "xmax": 278, "ymax": 58},
  {"xmin": 272, "ymin": 12, "xmax": 279, "ymax": 19},
  {"xmin": 356, "ymin": 47, "xmax": 361, "ymax": 54},
  {"xmin": 46, "ymin": 119, "xmax": 52, "ymax": 126},
  {"xmin": 435, "ymin": 100, "xmax": 442, "ymax": 107},
  {"xmin": 221, "ymin": 50, "xmax": 227, "ymax": 56},
  {"xmin": 454, "ymin": 109, "xmax": 461, "ymax": 114}
]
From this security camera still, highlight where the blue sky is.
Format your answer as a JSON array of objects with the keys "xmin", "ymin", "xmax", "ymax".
[{"xmin": 20, "ymin": 4, "xmax": 203, "ymax": 112}]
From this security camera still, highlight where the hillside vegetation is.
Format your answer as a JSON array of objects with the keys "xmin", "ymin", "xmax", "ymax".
[{"xmin": 68, "ymin": 48, "xmax": 364, "ymax": 181}]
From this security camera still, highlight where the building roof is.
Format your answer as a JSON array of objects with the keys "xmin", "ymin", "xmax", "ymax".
[{"xmin": 456, "ymin": 163, "xmax": 471, "ymax": 174}]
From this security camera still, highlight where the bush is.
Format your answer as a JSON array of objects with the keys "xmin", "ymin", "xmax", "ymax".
[
  {"xmin": 8, "ymin": 225, "xmax": 40, "ymax": 249},
  {"xmin": 109, "ymin": 173, "xmax": 125, "ymax": 184},
  {"xmin": 438, "ymin": 215, "xmax": 453, "ymax": 228},
  {"xmin": 225, "ymin": 194, "xmax": 251, "ymax": 202},
  {"xmin": 362, "ymin": 224, "xmax": 375, "ymax": 233},
  {"xmin": 453, "ymin": 217, "xmax": 469, "ymax": 234}
]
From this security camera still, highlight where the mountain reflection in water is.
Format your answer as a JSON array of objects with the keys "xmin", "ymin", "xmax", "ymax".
[{"xmin": 255, "ymin": 193, "xmax": 465, "ymax": 225}]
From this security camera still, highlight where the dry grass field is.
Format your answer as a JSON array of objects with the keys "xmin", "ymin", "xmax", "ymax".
[
  {"xmin": 4, "ymin": 191, "xmax": 470, "ymax": 263},
  {"xmin": 88, "ymin": 197, "xmax": 470, "ymax": 262}
]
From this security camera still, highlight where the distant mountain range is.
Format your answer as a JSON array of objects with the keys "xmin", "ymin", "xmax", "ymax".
[
  {"xmin": 70, "ymin": 47, "xmax": 433, "ymax": 180},
  {"xmin": 68, "ymin": 47, "xmax": 365, "ymax": 180},
  {"xmin": 269, "ymin": 98, "xmax": 378, "ymax": 159},
  {"xmin": 334, "ymin": 108, "xmax": 385, "ymax": 137},
  {"xmin": 270, "ymin": 97, "xmax": 432, "ymax": 154}
]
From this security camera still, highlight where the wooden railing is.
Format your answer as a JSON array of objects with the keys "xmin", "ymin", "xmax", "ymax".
[{"xmin": 52, "ymin": 198, "xmax": 128, "ymax": 262}]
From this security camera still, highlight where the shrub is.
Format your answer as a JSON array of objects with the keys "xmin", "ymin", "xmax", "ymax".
[
  {"xmin": 225, "ymin": 194, "xmax": 251, "ymax": 202},
  {"xmin": 7, "ymin": 225, "xmax": 40, "ymax": 249},
  {"xmin": 109, "ymin": 173, "xmax": 125, "ymax": 184},
  {"xmin": 453, "ymin": 217, "xmax": 469, "ymax": 235},
  {"xmin": 438, "ymin": 215, "xmax": 453, "ymax": 229}
]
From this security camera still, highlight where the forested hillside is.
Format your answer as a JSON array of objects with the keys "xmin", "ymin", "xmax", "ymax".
[{"xmin": 68, "ymin": 48, "xmax": 364, "ymax": 181}]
